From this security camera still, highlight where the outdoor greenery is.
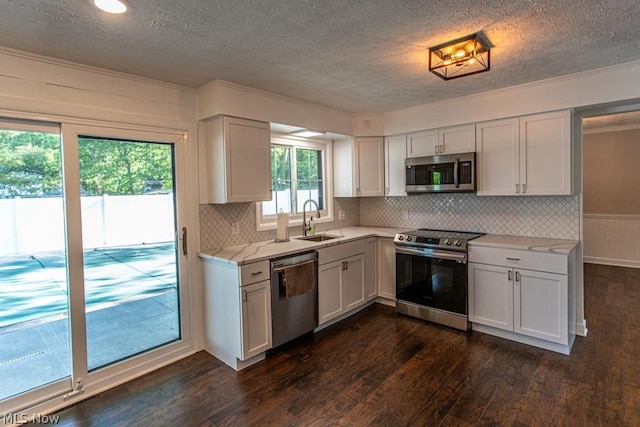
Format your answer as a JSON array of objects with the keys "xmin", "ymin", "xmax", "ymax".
[
  {"xmin": 0, "ymin": 130, "xmax": 174, "ymax": 198},
  {"xmin": 268, "ymin": 144, "xmax": 324, "ymax": 214}
]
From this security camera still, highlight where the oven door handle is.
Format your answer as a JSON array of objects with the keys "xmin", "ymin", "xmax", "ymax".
[{"xmin": 395, "ymin": 246, "xmax": 467, "ymax": 262}]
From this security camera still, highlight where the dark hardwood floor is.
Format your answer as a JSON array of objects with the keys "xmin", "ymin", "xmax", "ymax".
[{"xmin": 49, "ymin": 264, "xmax": 639, "ymax": 426}]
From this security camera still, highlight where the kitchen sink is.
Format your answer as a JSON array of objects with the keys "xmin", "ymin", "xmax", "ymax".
[{"xmin": 295, "ymin": 234, "xmax": 341, "ymax": 242}]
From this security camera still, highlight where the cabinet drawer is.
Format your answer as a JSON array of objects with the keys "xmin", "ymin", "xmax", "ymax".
[
  {"xmin": 240, "ymin": 260, "xmax": 270, "ymax": 286},
  {"xmin": 468, "ymin": 246, "xmax": 568, "ymax": 275},
  {"xmin": 318, "ymin": 240, "xmax": 365, "ymax": 265}
]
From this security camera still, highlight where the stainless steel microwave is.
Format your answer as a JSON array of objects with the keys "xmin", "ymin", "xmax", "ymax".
[{"xmin": 405, "ymin": 152, "xmax": 476, "ymax": 193}]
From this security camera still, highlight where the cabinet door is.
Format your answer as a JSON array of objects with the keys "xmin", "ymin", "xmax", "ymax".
[
  {"xmin": 344, "ymin": 254, "xmax": 365, "ymax": 310},
  {"xmin": 384, "ymin": 134, "xmax": 407, "ymax": 196},
  {"xmin": 468, "ymin": 263, "xmax": 513, "ymax": 331},
  {"xmin": 355, "ymin": 137, "xmax": 384, "ymax": 197},
  {"xmin": 364, "ymin": 238, "xmax": 378, "ymax": 301},
  {"xmin": 318, "ymin": 260, "xmax": 345, "ymax": 324},
  {"xmin": 240, "ymin": 280, "xmax": 272, "ymax": 360},
  {"xmin": 407, "ymin": 129, "xmax": 438, "ymax": 158},
  {"xmin": 519, "ymin": 110, "xmax": 572, "ymax": 195},
  {"xmin": 224, "ymin": 117, "xmax": 272, "ymax": 203},
  {"xmin": 476, "ymin": 118, "xmax": 520, "ymax": 195},
  {"xmin": 438, "ymin": 124, "xmax": 476, "ymax": 154},
  {"xmin": 377, "ymin": 238, "xmax": 396, "ymax": 300},
  {"xmin": 514, "ymin": 269, "xmax": 568, "ymax": 344}
]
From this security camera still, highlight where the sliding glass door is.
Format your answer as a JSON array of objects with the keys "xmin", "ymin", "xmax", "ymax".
[
  {"xmin": 76, "ymin": 135, "xmax": 181, "ymax": 371},
  {"xmin": 0, "ymin": 119, "xmax": 188, "ymax": 411},
  {"xmin": 0, "ymin": 120, "xmax": 71, "ymax": 401}
]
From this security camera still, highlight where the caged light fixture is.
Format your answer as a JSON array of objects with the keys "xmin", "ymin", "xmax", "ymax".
[{"xmin": 428, "ymin": 33, "xmax": 491, "ymax": 81}]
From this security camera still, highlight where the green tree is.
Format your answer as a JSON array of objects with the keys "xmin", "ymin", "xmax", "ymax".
[
  {"xmin": 0, "ymin": 130, "xmax": 62, "ymax": 197},
  {"xmin": 78, "ymin": 138, "xmax": 174, "ymax": 195},
  {"xmin": 0, "ymin": 130, "xmax": 174, "ymax": 198}
]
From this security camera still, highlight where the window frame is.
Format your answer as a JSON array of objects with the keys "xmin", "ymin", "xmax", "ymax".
[{"xmin": 256, "ymin": 135, "xmax": 333, "ymax": 231}]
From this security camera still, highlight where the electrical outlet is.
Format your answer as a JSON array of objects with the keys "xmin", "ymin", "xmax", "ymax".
[
  {"xmin": 231, "ymin": 222, "xmax": 240, "ymax": 235},
  {"xmin": 401, "ymin": 210, "xmax": 409, "ymax": 220},
  {"xmin": 338, "ymin": 210, "xmax": 346, "ymax": 220}
]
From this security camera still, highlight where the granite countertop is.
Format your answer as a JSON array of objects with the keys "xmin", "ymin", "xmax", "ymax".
[
  {"xmin": 198, "ymin": 226, "xmax": 410, "ymax": 265},
  {"xmin": 469, "ymin": 234, "xmax": 579, "ymax": 254}
]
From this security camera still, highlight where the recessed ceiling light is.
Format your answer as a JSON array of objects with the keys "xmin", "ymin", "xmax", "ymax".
[
  {"xmin": 289, "ymin": 129, "xmax": 326, "ymax": 138},
  {"xmin": 94, "ymin": 0, "xmax": 130, "ymax": 14}
]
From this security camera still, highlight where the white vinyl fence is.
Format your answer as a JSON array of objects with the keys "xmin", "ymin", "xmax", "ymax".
[{"xmin": 0, "ymin": 194, "xmax": 175, "ymax": 256}]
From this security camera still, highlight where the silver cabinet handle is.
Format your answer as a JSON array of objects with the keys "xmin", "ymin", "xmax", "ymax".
[
  {"xmin": 508, "ymin": 270, "xmax": 513, "ymax": 281},
  {"xmin": 522, "ymin": 183, "xmax": 527, "ymax": 194},
  {"xmin": 515, "ymin": 271, "xmax": 520, "ymax": 282},
  {"xmin": 515, "ymin": 183, "xmax": 520, "ymax": 194},
  {"xmin": 434, "ymin": 144, "xmax": 438, "ymax": 154},
  {"xmin": 506, "ymin": 257, "xmax": 520, "ymax": 261}
]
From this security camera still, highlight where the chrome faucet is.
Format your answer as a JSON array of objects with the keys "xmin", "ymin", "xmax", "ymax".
[{"xmin": 302, "ymin": 199, "xmax": 320, "ymax": 236}]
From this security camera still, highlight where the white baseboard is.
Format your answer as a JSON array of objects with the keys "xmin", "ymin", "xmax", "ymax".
[
  {"xmin": 584, "ymin": 256, "xmax": 640, "ymax": 269},
  {"xmin": 575, "ymin": 319, "xmax": 588, "ymax": 337}
]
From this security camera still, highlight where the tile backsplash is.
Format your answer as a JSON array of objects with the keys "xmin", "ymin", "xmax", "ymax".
[
  {"xmin": 200, "ymin": 194, "xmax": 580, "ymax": 250},
  {"xmin": 360, "ymin": 194, "xmax": 580, "ymax": 240},
  {"xmin": 199, "ymin": 197, "xmax": 360, "ymax": 249}
]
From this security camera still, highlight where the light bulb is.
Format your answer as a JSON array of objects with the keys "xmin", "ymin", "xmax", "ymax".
[{"xmin": 94, "ymin": 0, "xmax": 129, "ymax": 14}]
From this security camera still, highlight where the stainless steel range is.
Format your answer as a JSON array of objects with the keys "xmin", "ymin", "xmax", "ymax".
[{"xmin": 394, "ymin": 229, "xmax": 484, "ymax": 330}]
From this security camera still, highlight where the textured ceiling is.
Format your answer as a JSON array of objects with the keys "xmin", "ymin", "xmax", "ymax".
[{"xmin": 1, "ymin": 0, "xmax": 640, "ymax": 112}]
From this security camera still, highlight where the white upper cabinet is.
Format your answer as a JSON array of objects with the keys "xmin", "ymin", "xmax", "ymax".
[
  {"xmin": 334, "ymin": 136, "xmax": 384, "ymax": 197},
  {"xmin": 406, "ymin": 124, "xmax": 475, "ymax": 158},
  {"xmin": 438, "ymin": 124, "xmax": 476, "ymax": 155},
  {"xmin": 406, "ymin": 129, "xmax": 437, "ymax": 158},
  {"xmin": 476, "ymin": 110, "xmax": 572, "ymax": 196},
  {"xmin": 476, "ymin": 118, "xmax": 520, "ymax": 196},
  {"xmin": 198, "ymin": 115, "xmax": 272, "ymax": 204},
  {"xmin": 520, "ymin": 111, "xmax": 572, "ymax": 195},
  {"xmin": 384, "ymin": 134, "xmax": 407, "ymax": 196}
]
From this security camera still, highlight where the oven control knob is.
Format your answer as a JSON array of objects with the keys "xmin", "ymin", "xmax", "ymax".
[
  {"xmin": 397, "ymin": 235, "xmax": 404, "ymax": 241},
  {"xmin": 444, "ymin": 239, "xmax": 451, "ymax": 245},
  {"xmin": 454, "ymin": 240, "xmax": 462, "ymax": 246},
  {"xmin": 406, "ymin": 236, "xmax": 412, "ymax": 242}
]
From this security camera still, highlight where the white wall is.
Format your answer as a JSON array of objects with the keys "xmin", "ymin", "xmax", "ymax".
[
  {"xmin": 383, "ymin": 60, "xmax": 640, "ymax": 134},
  {"xmin": 198, "ymin": 80, "xmax": 354, "ymax": 135},
  {"xmin": 584, "ymin": 215, "xmax": 640, "ymax": 268},
  {"xmin": 582, "ymin": 127, "xmax": 640, "ymax": 267}
]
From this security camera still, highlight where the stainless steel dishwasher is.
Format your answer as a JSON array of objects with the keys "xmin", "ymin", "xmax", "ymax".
[{"xmin": 270, "ymin": 251, "xmax": 318, "ymax": 348}]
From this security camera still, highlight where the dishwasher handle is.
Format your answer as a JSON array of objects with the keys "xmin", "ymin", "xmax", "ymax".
[{"xmin": 271, "ymin": 259, "xmax": 316, "ymax": 273}]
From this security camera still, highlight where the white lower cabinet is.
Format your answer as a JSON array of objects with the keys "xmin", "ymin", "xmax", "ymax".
[
  {"xmin": 202, "ymin": 259, "xmax": 272, "ymax": 371},
  {"xmin": 364, "ymin": 237, "xmax": 378, "ymax": 301},
  {"xmin": 240, "ymin": 280, "xmax": 272, "ymax": 359},
  {"xmin": 318, "ymin": 239, "xmax": 366, "ymax": 325},
  {"xmin": 468, "ymin": 245, "xmax": 574, "ymax": 354},
  {"xmin": 377, "ymin": 237, "xmax": 396, "ymax": 301}
]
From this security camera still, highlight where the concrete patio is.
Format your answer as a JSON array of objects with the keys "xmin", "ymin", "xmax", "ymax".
[{"xmin": 0, "ymin": 243, "xmax": 180, "ymax": 400}]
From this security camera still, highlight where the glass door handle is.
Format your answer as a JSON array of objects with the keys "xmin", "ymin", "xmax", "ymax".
[{"xmin": 180, "ymin": 227, "xmax": 188, "ymax": 256}]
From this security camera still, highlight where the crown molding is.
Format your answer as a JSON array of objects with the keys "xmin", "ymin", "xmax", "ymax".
[{"xmin": 0, "ymin": 46, "xmax": 197, "ymax": 94}]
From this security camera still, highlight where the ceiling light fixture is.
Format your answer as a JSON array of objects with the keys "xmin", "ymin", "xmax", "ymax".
[
  {"xmin": 93, "ymin": 0, "xmax": 130, "ymax": 14},
  {"xmin": 428, "ymin": 33, "xmax": 491, "ymax": 81},
  {"xmin": 289, "ymin": 129, "xmax": 326, "ymax": 138}
]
